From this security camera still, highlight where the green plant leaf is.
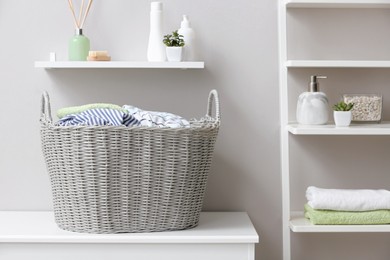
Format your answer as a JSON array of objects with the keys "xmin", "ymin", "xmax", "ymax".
[{"xmin": 333, "ymin": 101, "xmax": 354, "ymax": 111}]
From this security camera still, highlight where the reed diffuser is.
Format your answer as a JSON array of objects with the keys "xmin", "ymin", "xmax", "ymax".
[{"xmin": 67, "ymin": 0, "xmax": 94, "ymax": 61}]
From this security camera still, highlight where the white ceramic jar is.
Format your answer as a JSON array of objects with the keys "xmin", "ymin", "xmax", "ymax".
[
  {"xmin": 334, "ymin": 111, "xmax": 352, "ymax": 127},
  {"xmin": 166, "ymin": 47, "xmax": 183, "ymax": 62}
]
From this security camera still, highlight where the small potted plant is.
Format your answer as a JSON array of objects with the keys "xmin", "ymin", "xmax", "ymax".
[
  {"xmin": 163, "ymin": 30, "xmax": 185, "ymax": 62},
  {"xmin": 333, "ymin": 101, "xmax": 354, "ymax": 127}
]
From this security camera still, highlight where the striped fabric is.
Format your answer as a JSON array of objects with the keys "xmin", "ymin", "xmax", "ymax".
[
  {"xmin": 123, "ymin": 105, "xmax": 190, "ymax": 128},
  {"xmin": 56, "ymin": 108, "xmax": 139, "ymax": 127}
]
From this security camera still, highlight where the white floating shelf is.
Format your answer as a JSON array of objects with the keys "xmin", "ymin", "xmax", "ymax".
[
  {"xmin": 286, "ymin": 60, "xmax": 390, "ymax": 68},
  {"xmin": 0, "ymin": 211, "xmax": 258, "ymax": 244},
  {"xmin": 287, "ymin": 122, "xmax": 390, "ymax": 135},
  {"xmin": 290, "ymin": 212, "xmax": 390, "ymax": 232},
  {"xmin": 285, "ymin": 0, "xmax": 390, "ymax": 8},
  {"xmin": 34, "ymin": 61, "xmax": 205, "ymax": 69}
]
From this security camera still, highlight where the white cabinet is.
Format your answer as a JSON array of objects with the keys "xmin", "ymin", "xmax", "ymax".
[
  {"xmin": 0, "ymin": 211, "xmax": 258, "ymax": 260},
  {"xmin": 279, "ymin": 1, "xmax": 390, "ymax": 259}
]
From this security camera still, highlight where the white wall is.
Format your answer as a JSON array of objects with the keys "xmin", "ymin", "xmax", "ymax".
[
  {"xmin": 6, "ymin": 1, "xmax": 389, "ymax": 260},
  {"xmin": 0, "ymin": 0, "xmax": 390, "ymax": 260}
]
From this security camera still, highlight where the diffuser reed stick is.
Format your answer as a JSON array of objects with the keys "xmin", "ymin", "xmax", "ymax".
[
  {"xmin": 67, "ymin": 0, "xmax": 93, "ymax": 29},
  {"xmin": 80, "ymin": 0, "xmax": 93, "ymax": 29},
  {"xmin": 78, "ymin": 0, "xmax": 84, "ymax": 27},
  {"xmin": 67, "ymin": 0, "xmax": 80, "ymax": 28}
]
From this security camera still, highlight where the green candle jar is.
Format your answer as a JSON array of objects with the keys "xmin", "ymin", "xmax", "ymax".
[{"xmin": 68, "ymin": 29, "xmax": 90, "ymax": 61}]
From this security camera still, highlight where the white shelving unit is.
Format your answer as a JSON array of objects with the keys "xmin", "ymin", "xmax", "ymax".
[
  {"xmin": 285, "ymin": 0, "xmax": 390, "ymax": 8},
  {"xmin": 34, "ymin": 61, "xmax": 205, "ymax": 69},
  {"xmin": 279, "ymin": 1, "xmax": 390, "ymax": 259},
  {"xmin": 0, "ymin": 211, "xmax": 258, "ymax": 260},
  {"xmin": 286, "ymin": 60, "xmax": 390, "ymax": 68},
  {"xmin": 290, "ymin": 212, "xmax": 390, "ymax": 232},
  {"xmin": 287, "ymin": 122, "xmax": 390, "ymax": 135}
]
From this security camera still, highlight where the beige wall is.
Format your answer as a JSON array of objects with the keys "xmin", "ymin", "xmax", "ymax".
[{"xmin": 2, "ymin": 1, "xmax": 389, "ymax": 259}]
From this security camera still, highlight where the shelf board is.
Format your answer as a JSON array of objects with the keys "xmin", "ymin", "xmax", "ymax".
[
  {"xmin": 290, "ymin": 212, "xmax": 390, "ymax": 232},
  {"xmin": 0, "ymin": 211, "xmax": 258, "ymax": 244},
  {"xmin": 287, "ymin": 122, "xmax": 390, "ymax": 135},
  {"xmin": 286, "ymin": 60, "xmax": 390, "ymax": 68},
  {"xmin": 285, "ymin": 0, "xmax": 390, "ymax": 8},
  {"xmin": 34, "ymin": 61, "xmax": 205, "ymax": 69}
]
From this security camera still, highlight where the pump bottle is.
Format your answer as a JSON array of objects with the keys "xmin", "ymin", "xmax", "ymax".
[
  {"xmin": 178, "ymin": 15, "xmax": 196, "ymax": 61},
  {"xmin": 296, "ymin": 76, "xmax": 329, "ymax": 125}
]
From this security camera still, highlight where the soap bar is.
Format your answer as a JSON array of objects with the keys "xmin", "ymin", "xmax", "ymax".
[
  {"xmin": 87, "ymin": 50, "xmax": 111, "ymax": 61},
  {"xmin": 89, "ymin": 51, "xmax": 109, "ymax": 57},
  {"xmin": 87, "ymin": 56, "xmax": 111, "ymax": 61}
]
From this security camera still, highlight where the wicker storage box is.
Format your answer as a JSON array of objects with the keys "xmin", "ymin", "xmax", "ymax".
[{"xmin": 40, "ymin": 90, "xmax": 220, "ymax": 234}]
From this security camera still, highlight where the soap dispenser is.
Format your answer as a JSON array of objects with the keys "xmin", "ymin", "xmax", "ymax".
[
  {"xmin": 178, "ymin": 15, "xmax": 196, "ymax": 61},
  {"xmin": 296, "ymin": 75, "xmax": 329, "ymax": 125}
]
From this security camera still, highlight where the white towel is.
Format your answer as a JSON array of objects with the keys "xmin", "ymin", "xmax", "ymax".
[{"xmin": 306, "ymin": 186, "xmax": 390, "ymax": 211}]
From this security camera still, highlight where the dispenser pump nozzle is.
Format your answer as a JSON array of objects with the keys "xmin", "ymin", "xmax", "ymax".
[
  {"xmin": 309, "ymin": 75, "xmax": 327, "ymax": 92},
  {"xmin": 181, "ymin": 15, "xmax": 190, "ymax": 28}
]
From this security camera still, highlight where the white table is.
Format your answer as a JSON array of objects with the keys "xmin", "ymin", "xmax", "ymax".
[{"xmin": 0, "ymin": 211, "xmax": 259, "ymax": 260}]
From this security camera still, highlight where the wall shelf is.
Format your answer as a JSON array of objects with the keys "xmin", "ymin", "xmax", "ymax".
[
  {"xmin": 286, "ymin": 60, "xmax": 390, "ymax": 68},
  {"xmin": 285, "ymin": 0, "xmax": 390, "ymax": 8},
  {"xmin": 287, "ymin": 122, "xmax": 390, "ymax": 135},
  {"xmin": 34, "ymin": 61, "xmax": 205, "ymax": 69},
  {"xmin": 290, "ymin": 212, "xmax": 390, "ymax": 232}
]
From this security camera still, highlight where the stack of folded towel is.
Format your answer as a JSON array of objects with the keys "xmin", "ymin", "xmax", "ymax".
[
  {"xmin": 56, "ymin": 103, "xmax": 190, "ymax": 128},
  {"xmin": 304, "ymin": 186, "xmax": 390, "ymax": 225}
]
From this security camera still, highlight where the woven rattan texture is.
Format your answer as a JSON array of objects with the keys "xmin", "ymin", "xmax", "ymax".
[{"xmin": 40, "ymin": 91, "xmax": 220, "ymax": 234}]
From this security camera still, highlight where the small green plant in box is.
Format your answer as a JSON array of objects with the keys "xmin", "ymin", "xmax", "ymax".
[
  {"xmin": 333, "ymin": 101, "xmax": 354, "ymax": 111},
  {"xmin": 333, "ymin": 101, "xmax": 354, "ymax": 127},
  {"xmin": 163, "ymin": 30, "xmax": 185, "ymax": 62}
]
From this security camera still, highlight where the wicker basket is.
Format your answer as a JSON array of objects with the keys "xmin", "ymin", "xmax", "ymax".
[{"xmin": 40, "ymin": 90, "xmax": 220, "ymax": 234}]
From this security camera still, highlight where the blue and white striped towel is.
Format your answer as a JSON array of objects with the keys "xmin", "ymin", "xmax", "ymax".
[
  {"xmin": 123, "ymin": 105, "xmax": 190, "ymax": 128},
  {"xmin": 56, "ymin": 108, "xmax": 139, "ymax": 127}
]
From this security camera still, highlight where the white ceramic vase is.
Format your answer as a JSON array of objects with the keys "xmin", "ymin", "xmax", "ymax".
[
  {"xmin": 334, "ymin": 111, "xmax": 352, "ymax": 127},
  {"xmin": 166, "ymin": 47, "xmax": 183, "ymax": 62}
]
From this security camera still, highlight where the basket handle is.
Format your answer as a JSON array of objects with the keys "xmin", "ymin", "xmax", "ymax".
[
  {"xmin": 207, "ymin": 89, "xmax": 220, "ymax": 121},
  {"xmin": 41, "ymin": 91, "xmax": 53, "ymax": 123}
]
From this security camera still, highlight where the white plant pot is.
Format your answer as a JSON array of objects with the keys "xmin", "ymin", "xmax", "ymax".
[
  {"xmin": 334, "ymin": 111, "xmax": 352, "ymax": 127},
  {"xmin": 166, "ymin": 47, "xmax": 183, "ymax": 62}
]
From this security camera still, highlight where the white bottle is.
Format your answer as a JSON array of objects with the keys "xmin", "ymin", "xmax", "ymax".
[
  {"xmin": 147, "ymin": 2, "xmax": 166, "ymax": 62},
  {"xmin": 296, "ymin": 76, "xmax": 329, "ymax": 125},
  {"xmin": 178, "ymin": 15, "xmax": 196, "ymax": 61}
]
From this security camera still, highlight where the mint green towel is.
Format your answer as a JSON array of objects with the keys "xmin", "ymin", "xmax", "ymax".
[
  {"xmin": 304, "ymin": 204, "xmax": 390, "ymax": 225},
  {"xmin": 57, "ymin": 103, "xmax": 127, "ymax": 119}
]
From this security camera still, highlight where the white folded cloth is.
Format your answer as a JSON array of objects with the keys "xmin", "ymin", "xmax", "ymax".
[
  {"xmin": 306, "ymin": 186, "xmax": 390, "ymax": 211},
  {"xmin": 123, "ymin": 105, "xmax": 190, "ymax": 128}
]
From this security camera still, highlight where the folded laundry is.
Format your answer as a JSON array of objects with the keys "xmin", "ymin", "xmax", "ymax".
[
  {"xmin": 306, "ymin": 186, "xmax": 390, "ymax": 211},
  {"xmin": 56, "ymin": 103, "xmax": 190, "ymax": 128},
  {"xmin": 57, "ymin": 103, "xmax": 127, "ymax": 119},
  {"xmin": 304, "ymin": 204, "xmax": 390, "ymax": 225},
  {"xmin": 56, "ymin": 108, "xmax": 139, "ymax": 127},
  {"xmin": 123, "ymin": 105, "xmax": 190, "ymax": 128}
]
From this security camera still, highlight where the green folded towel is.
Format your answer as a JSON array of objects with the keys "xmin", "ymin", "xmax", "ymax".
[
  {"xmin": 304, "ymin": 204, "xmax": 390, "ymax": 225},
  {"xmin": 57, "ymin": 103, "xmax": 127, "ymax": 119}
]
